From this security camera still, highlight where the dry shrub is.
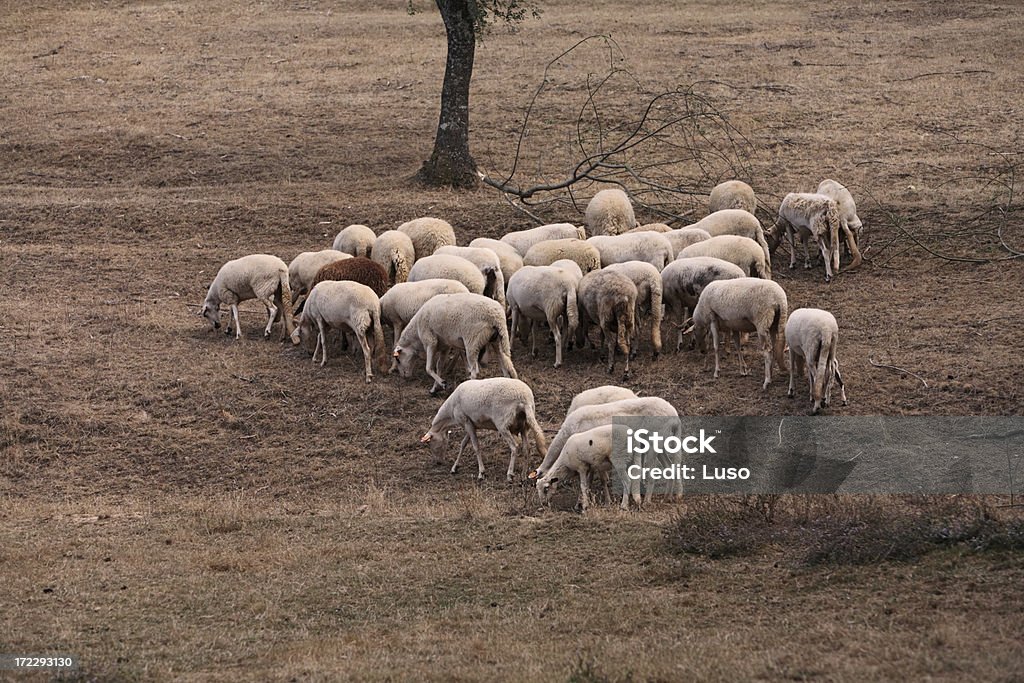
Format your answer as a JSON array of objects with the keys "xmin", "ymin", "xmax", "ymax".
[{"xmin": 665, "ymin": 495, "xmax": 1024, "ymax": 566}]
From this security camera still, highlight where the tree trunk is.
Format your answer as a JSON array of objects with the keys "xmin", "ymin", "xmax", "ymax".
[{"xmin": 416, "ymin": 0, "xmax": 480, "ymax": 189}]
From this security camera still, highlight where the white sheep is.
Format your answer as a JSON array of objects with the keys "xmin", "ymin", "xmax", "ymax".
[
  {"xmin": 435, "ymin": 245, "xmax": 506, "ymax": 307},
  {"xmin": 536, "ymin": 424, "xmax": 617, "ymax": 511},
  {"xmin": 290, "ymin": 280, "xmax": 386, "ymax": 382},
  {"xmin": 288, "ymin": 249, "xmax": 351, "ymax": 311},
  {"xmin": 370, "ymin": 230, "xmax": 416, "ymax": 285},
  {"xmin": 397, "ymin": 217, "xmax": 457, "ymax": 260},
  {"xmin": 771, "ymin": 193, "xmax": 859, "ymax": 282},
  {"xmin": 533, "ymin": 396, "xmax": 678, "ymax": 478},
  {"xmin": 661, "ymin": 256, "xmax": 746, "ymax": 351},
  {"xmin": 663, "ymin": 227, "xmax": 712, "ymax": 258},
  {"xmin": 576, "ymin": 269, "xmax": 638, "ymax": 376},
  {"xmin": 500, "ymin": 223, "xmax": 586, "ymax": 257},
  {"xmin": 550, "ymin": 259, "xmax": 584, "ymax": 282},
  {"xmin": 407, "ymin": 253, "xmax": 486, "ymax": 295},
  {"xmin": 332, "ymin": 224, "xmax": 377, "ymax": 258},
  {"xmin": 522, "ymin": 238, "xmax": 602, "ymax": 275},
  {"xmin": 605, "ymin": 261, "xmax": 664, "ymax": 358},
  {"xmin": 379, "ymin": 278, "xmax": 470, "ymax": 343},
  {"xmin": 393, "ymin": 293, "xmax": 517, "ymax": 394},
  {"xmin": 505, "ymin": 265, "xmax": 579, "ymax": 368},
  {"xmin": 587, "ymin": 232, "xmax": 673, "ymax": 271},
  {"xmin": 468, "ymin": 237, "xmax": 525, "ymax": 283},
  {"xmin": 566, "ymin": 385, "xmax": 637, "ymax": 416},
  {"xmin": 585, "ymin": 188, "xmax": 637, "ymax": 236},
  {"xmin": 685, "ymin": 277, "xmax": 788, "ymax": 390},
  {"xmin": 816, "ymin": 178, "xmax": 864, "ymax": 266},
  {"xmin": 420, "ymin": 378, "xmax": 547, "ymax": 481},
  {"xmin": 708, "ymin": 180, "xmax": 756, "ymax": 215},
  {"xmin": 201, "ymin": 254, "xmax": 295, "ymax": 341},
  {"xmin": 785, "ymin": 308, "xmax": 849, "ymax": 414},
  {"xmin": 683, "ymin": 209, "xmax": 771, "ymax": 271},
  {"xmin": 677, "ymin": 235, "xmax": 771, "ymax": 279},
  {"xmin": 631, "ymin": 222, "xmax": 672, "ymax": 233}
]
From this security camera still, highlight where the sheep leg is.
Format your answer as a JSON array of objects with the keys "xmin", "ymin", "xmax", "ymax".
[
  {"xmin": 578, "ymin": 464, "xmax": 591, "ymax": 512},
  {"xmin": 355, "ymin": 326, "xmax": 373, "ymax": 383},
  {"xmin": 760, "ymin": 331, "xmax": 773, "ymax": 391},
  {"xmin": 530, "ymin": 320, "xmax": 538, "ymax": 359},
  {"xmin": 605, "ymin": 328, "xmax": 616, "ymax": 374},
  {"xmin": 424, "ymin": 345, "xmax": 447, "ymax": 394},
  {"xmin": 803, "ymin": 237, "xmax": 812, "ymax": 270},
  {"xmin": 548, "ymin": 312, "xmax": 563, "ymax": 368},
  {"xmin": 819, "ymin": 240, "xmax": 835, "ymax": 282},
  {"xmin": 451, "ymin": 433, "xmax": 471, "ymax": 474},
  {"xmin": 230, "ymin": 304, "xmax": 242, "ymax": 339},
  {"xmin": 710, "ymin": 319, "xmax": 722, "ymax": 379},
  {"xmin": 316, "ymin": 318, "xmax": 328, "ymax": 367},
  {"xmin": 466, "ymin": 424, "xmax": 485, "ymax": 480},
  {"xmin": 832, "ymin": 357, "xmax": 849, "ymax": 406},
  {"xmin": 733, "ymin": 331, "xmax": 748, "ymax": 375},
  {"xmin": 260, "ymin": 296, "xmax": 280, "ymax": 335},
  {"xmin": 787, "ymin": 348, "xmax": 799, "ymax": 398},
  {"xmin": 497, "ymin": 427, "xmax": 520, "ymax": 482}
]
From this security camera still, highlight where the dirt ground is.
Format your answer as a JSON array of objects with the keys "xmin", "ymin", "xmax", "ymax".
[{"xmin": 1, "ymin": 0, "xmax": 1022, "ymax": 680}]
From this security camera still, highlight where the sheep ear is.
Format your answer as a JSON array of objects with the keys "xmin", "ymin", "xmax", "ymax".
[
  {"xmin": 682, "ymin": 324, "xmax": 695, "ymax": 336},
  {"xmin": 392, "ymin": 349, "xmax": 401, "ymax": 358},
  {"xmin": 420, "ymin": 433, "xmax": 432, "ymax": 443},
  {"xmin": 527, "ymin": 470, "xmax": 539, "ymax": 480}
]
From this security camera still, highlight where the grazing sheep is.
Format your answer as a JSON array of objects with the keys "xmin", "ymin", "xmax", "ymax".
[
  {"xmin": 370, "ymin": 230, "xmax": 416, "ymax": 285},
  {"xmin": 663, "ymin": 227, "xmax": 712, "ymax": 258},
  {"xmin": 311, "ymin": 256, "xmax": 389, "ymax": 297},
  {"xmin": 407, "ymin": 253, "xmax": 487, "ymax": 295},
  {"xmin": 332, "ymin": 224, "xmax": 376, "ymax": 258},
  {"xmin": 661, "ymin": 256, "xmax": 746, "ymax": 351},
  {"xmin": 500, "ymin": 223, "xmax": 585, "ymax": 256},
  {"xmin": 534, "ymin": 396, "xmax": 678, "ymax": 477},
  {"xmin": 770, "ymin": 192, "xmax": 860, "ymax": 281},
  {"xmin": 576, "ymin": 269, "xmax": 638, "ymax": 376},
  {"xmin": 585, "ymin": 188, "xmax": 637, "ymax": 236},
  {"xmin": 566, "ymin": 385, "xmax": 637, "ymax": 416},
  {"xmin": 393, "ymin": 293, "xmax": 517, "ymax": 394},
  {"xmin": 605, "ymin": 261, "xmax": 663, "ymax": 358},
  {"xmin": 536, "ymin": 425, "xmax": 617, "ymax": 511},
  {"xmin": 201, "ymin": 254, "xmax": 295, "ymax": 341},
  {"xmin": 397, "ymin": 217, "xmax": 457, "ymax": 260},
  {"xmin": 522, "ymin": 238, "xmax": 602, "ymax": 275},
  {"xmin": 506, "ymin": 265, "xmax": 579, "ymax": 368},
  {"xmin": 684, "ymin": 209, "xmax": 771, "ymax": 271},
  {"xmin": 708, "ymin": 180, "xmax": 756, "ymax": 215},
  {"xmin": 550, "ymin": 259, "xmax": 584, "ymax": 282},
  {"xmin": 288, "ymin": 249, "xmax": 351, "ymax": 310},
  {"xmin": 686, "ymin": 277, "xmax": 788, "ymax": 390},
  {"xmin": 379, "ymin": 278, "xmax": 470, "ymax": 342},
  {"xmin": 290, "ymin": 280, "xmax": 386, "ymax": 382},
  {"xmin": 435, "ymin": 245, "xmax": 506, "ymax": 307},
  {"xmin": 785, "ymin": 308, "xmax": 849, "ymax": 414},
  {"xmin": 587, "ymin": 232, "xmax": 673, "ymax": 271},
  {"xmin": 816, "ymin": 178, "xmax": 864, "ymax": 265},
  {"xmin": 677, "ymin": 235, "xmax": 771, "ymax": 280},
  {"xmin": 631, "ymin": 222, "xmax": 672, "ymax": 233},
  {"xmin": 468, "ymin": 237, "xmax": 525, "ymax": 283},
  {"xmin": 420, "ymin": 378, "xmax": 547, "ymax": 481}
]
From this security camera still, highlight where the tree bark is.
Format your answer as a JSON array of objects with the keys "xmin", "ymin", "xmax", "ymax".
[{"xmin": 416, "ymin": 0, "xmax": 480, "ymax": 188}]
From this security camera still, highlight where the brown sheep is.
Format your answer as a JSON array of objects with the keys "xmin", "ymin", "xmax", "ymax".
[{"xmin": 311, "ymin": 256, "xmax": 389, "ymax": 297}]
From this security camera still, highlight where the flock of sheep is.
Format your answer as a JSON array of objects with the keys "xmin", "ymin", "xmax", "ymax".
[{"xmin": 199, "ymin": 179, "xmax": 863, "ymax": 509}]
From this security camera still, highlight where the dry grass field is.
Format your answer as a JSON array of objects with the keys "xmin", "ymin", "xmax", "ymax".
[{"xmin": 1, "ymin": 0, "xmax": 1023, "ymax": 680}]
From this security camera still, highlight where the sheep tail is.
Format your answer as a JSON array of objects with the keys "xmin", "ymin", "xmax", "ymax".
[
  {"xmin": 483, "ymin": 266, "xmax": 498, "ymax": 299},
  {"xmin": 825, "ymin": 201, "xmax": 842, "ymax": 273},
  {"xmin": 277, "ymin": 268, "xmax": 295, "ymax": 337},
  {"xmin": 771, "ymin": 303, "xmax": 787, "ymax": 370},
  {"xmin": 372, "ymin": 306, "xmax": 387, "ymax": 371},
  {"xmin": 813, "ymin": 334, "xmax": 829, "ymax": 403},
  {"xmin": 393, "ymin": 250, "xmax": 410, "ymax": 284},
  {"xmin": 565, "ymin": 284, "xmax": 579, "ymax": 339},
  {"xmin": 526, "ymin": 410, "xmax": 548, "ymax": 462},
  {"xmin": 614, "ymin": 298, "xmax": 633, "ymax": 356}
]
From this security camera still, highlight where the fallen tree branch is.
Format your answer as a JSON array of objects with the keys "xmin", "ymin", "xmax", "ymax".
[{"xmin": 868, "ymin": 356, "xmax": 929, "ymax": 388}]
